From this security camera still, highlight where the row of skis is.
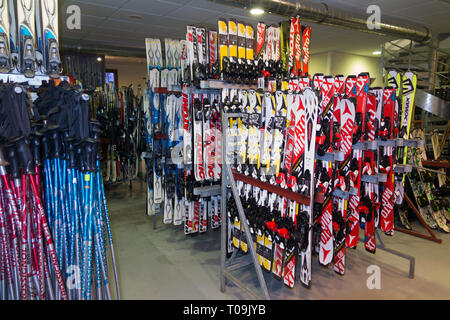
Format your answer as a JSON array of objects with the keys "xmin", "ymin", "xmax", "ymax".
[
  {"xmin": 403, "ymin": 127, "xmax": 450, "ymax": 233},
  {"xmin": 215, "ymin": 17, "xmax": 311, "ymax": 84},
  {"xmin": 223, "ymin": 70, "xmax": 428, "ymax": 289},
  {"xmin": 96, "ymin": 82, "xmax": 147, "ymax": 185},
  {"xmin": 143, "ymin": 85, "xmax": 223, "ymax": 234},
  {"xmin": 142, "ymin": 15, "xmax": 313, "ymax": 233},
  {"xmin": 0, "ymin": 0, "xmax": 61, "ymax": 78},
  {"xmin": 145, "ymin": 16, "xmax": 312, "ymax": 88}
]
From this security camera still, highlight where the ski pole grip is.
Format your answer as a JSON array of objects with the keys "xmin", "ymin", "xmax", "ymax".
[
  {"xmin": 16, "ymin": 138, "xmax": 34, "ymax": 174},
  {"xmin": 6, "ymin": 145, "xmax": 20, "ymax": 179},
  {"xmin": 85, "ymin": 140, "xmax": 96, "ymax": 172},
  {"xmin": 67, "ymin": 141, "xmax": 77, "ymax": 169},
  {"xmin": 61, "ymin": 130, "xmax": 71, "ymax": 160},
  {"xmin": 50, "ymin": 129, "xmax": 61, "ymax": 159},
  {"xmin": 42, "ymin": 135, "xmax": 51, "ymax": 159},
  {"xmin": 31, "ymin": 134, "xmax": 43, "ymax": 167}
]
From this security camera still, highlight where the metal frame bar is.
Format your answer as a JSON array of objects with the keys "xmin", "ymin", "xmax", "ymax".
[
  {"xmin": 396, "ymin": 193, "xmax": 442, "ymax": 244},
  {"xmin": 385, "ymin": 40, "xmax": 450, "ymax": 67},
  {"xmin": 220, "ymin": 112, "xmax": 271, "ymax": 300},
  {"xmin": 360, "ymin": 229, "xmax": 415, "ymax": 279},
  {"xmin": 219, "ymin": 110, "xmax": 419, "ymax": 300}
]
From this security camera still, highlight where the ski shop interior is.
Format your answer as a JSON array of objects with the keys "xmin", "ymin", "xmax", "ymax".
[{"xmin": 0, "ymin": 0, "xmax": 449, "ymax": 301}]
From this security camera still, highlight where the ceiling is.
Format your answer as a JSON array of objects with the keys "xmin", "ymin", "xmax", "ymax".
[{"xmin": 60, "ymin": 0, "xmax": 450, "ymax": 58}]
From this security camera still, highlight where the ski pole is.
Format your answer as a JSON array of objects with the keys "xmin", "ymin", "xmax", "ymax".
[
  {"xmin": 0, "ymin": 166, "xmax": 21, "ymax": 299},
  {"xmin": 56, "ymin": 158, "xmax": 70, "ymax": 289},
  {"xmin": 93, "ymin": 172, "xmax": 111, "ymax": 300},
  {"xmin": 0, "ymin": 193, "xmax": 15, "ymax": 299},
  {"xmin": 66, "ymin": 166, "xmax": 79, "ymax": 299},
  {"xmin": 98, "ymin": 163, "xmax": 120, "ymax": 299},
  {"xmin": 82, "ymin": 172, "xmax": 94, "ymax": 300},
  {"xmin": 29, "ymin": 173, "xmax": 68, "ymax": 300},
  {"xmin": 31, "ymin": 165, "xmax": 46, "ymax": 300},
  {"xmin": 30, "ymin": 190, "xmax": 45, "ymax": 300},
  {"xmin": 71, "ymin": 167, "xmax": 82, "ymax": 300}
]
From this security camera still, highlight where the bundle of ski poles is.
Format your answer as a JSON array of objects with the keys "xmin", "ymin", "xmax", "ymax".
[{"xmin": 0, "ymin": 80, "xmax": 119, "ymax": 300}]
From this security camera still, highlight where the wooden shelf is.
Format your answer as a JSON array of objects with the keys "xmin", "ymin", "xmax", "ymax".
[
  {"xmin": 421, "ymin": 160, "xmax": 450, "ymax": 169},
  {"xmin": 232, "ymin": 170, "xmax": 324, "ymax": 205},
  {"xmin": 153, "ymin": 85, "xmax": 182, "ymax": 94}
]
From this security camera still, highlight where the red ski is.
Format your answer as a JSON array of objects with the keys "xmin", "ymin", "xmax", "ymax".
[
  {"xmin": 379, "ymin": 87, "xmax": 396, "ymax": 235},
  {"xmin": 301, "ymin": 26, "xmax": 311, "ymax": 76},
  {"xmin": 333, "ymin": 97, "xmax": 356, "ymax": 275},
  {"xmin": 362, "ymin": 93, "xmax": 378, "ymax": 253},
  {"xmin": 346, "ymin": 73, "xmax": 369, "ymax": 249}
]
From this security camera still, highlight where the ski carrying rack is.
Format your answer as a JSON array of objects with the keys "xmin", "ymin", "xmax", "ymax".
[
  {"xmin": 385, "ymin": 133, "xmax": 445, "ymax": 244},
  {"xmin": 220, "ymin": 109, "xmax": 416, "ymax": 300},
  {"xmin": 397, "ymin": 150, "xmax": 448, "ymax": 244},
  {"xmin": 220, "ymin": 110, "xmax": 324, "ymax": 300},
  {"xmin": 0, "ymin": 73, "xmax": 70, "ymax": 86}
]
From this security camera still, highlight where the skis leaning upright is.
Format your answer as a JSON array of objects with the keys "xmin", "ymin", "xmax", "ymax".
[
  {"xmin": 17, "ymin": 0, "xmax": 37, "ymax": 77},
  {"xmin": 0, "ymin": 0, "xmax": 11, "ymax": 73},
  {"xmin": 40, "ymin": 0, "xmax": 61, "ymax": 78},
  {"xmin": 299, "ymin": 87, "xmax": 319, "ymax": 288}
]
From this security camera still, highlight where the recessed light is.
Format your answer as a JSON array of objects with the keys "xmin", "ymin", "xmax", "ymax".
[
  {"xmin": 372, "ymin": 51, "xmax": 381, "ymax": 55},
  {"xmin": 128, "ymin": 14, "xmax": 142, "ymax": 21},
  {"xmin": 250, "ymin": 8, "xmax": 264, "ymax": 15}
]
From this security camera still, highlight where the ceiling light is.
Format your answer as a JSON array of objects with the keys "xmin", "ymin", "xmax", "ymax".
[
  {"xmin": 97, "ymin": 57, "xmax": 103, "ymax": 62},
  {"xmin": 128, "ymin": 14, "xmax": 142, "ymax": 21},
  {"xmin": 372, "ymin": 51, "xmax": 381, "ymax": 55},
  {"xmin": 250, "ymin": 7, "xmax": 264, "ymax": 15}
]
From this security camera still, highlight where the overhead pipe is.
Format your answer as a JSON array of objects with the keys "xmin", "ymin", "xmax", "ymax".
[{"xmin": 210, "ymin": 0, "xmax": 431, "ymax": 42}]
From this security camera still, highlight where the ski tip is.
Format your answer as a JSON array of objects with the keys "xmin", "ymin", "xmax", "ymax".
[
  {"xmin": 301, "ymin": 281, "xmax": 312, "ymax": 289},
  {"xmin": 334, "ymin": 270, "xmax": 345, "ymax": 276}
]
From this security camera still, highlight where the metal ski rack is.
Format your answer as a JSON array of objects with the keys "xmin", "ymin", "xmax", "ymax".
[
  {"xmin": 193, "ymin": 185, "xmax": 221, "ymax": 197},
  {"xmin": 215, "ymin": 86, "xmax": 418, "ymax": 300},
  {"xmin": 0, "ymin": 73, "xmax": 70, "ymax": 87},
  {"xmin": 219, "ymin": 110, "xmax": 324, "ymax": 300},
  {"xmin": 395, "ymin": 149, "xmax": 447, "ymax": 243},
  {"xmin": 391, "ymin": 136, "xmax": 444, "ymax": 243},
  {"xmin": 354, "ymin": 137, "xmax": 416, "ymax": 278},
  {"xmin": 358, "ymin": 229, "xmax": 416, "ymax": 279},
  {"xmin": 200, "ymin": 79, "xmax": 263, "ymax": 91},
  {"xmin": 316, "ymin": 150, "xmax": 344, "ymax": 162},
  {"xmin": 399, "ymin": 193, "xmax": 443, "ymax": 244}
]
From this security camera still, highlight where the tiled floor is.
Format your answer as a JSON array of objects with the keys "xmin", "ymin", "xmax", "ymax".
[{"xmin": 105, "ymin": 180, "xmax": 450, "ymax": 300}]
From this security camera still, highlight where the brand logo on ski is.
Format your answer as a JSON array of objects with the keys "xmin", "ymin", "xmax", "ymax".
[
  {"xmin": 302, "ymin": 27, "xmax": 311, "ymax": 72},
  {"xmin": 196, "ymin": 132, "xmax": 206, "ymax": 179},
  {"xmin": 341, "ymin": 101, "xmax": 355, "ymax": 155},
  {"xmin": 334, "ymin": 249, "xmax": 345, "ymax": 275},
  {"xmin": 320, "ymin": 211, "xmax": 333, "ymax": 258},
  {"xmin": 381, "ymin": 187, "xmax": 393, "ymax": 231},
  {"xmin": 367, "ymin": 98, "xmax": 376, "ymax": 141}
]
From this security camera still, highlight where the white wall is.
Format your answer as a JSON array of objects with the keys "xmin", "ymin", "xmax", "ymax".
[
  {"xmin": 105, "ymin": 56, "xmax": 148, "ymax": 89},
  {"xmin": 309, "ymin": 52, "xmax": 331, "ymax": 76},
  {"xmin": 309, "ymin": 51, "xmax": 382, "ymax": 86}
]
